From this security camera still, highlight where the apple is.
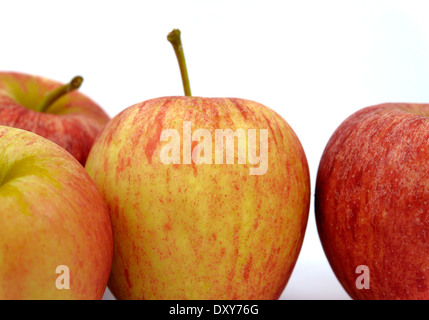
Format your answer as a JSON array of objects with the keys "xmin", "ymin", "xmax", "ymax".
[
  {"xmin": 0, "ymin": 125, "xmax": 113, "ymax": 299},
  {"xmin": 315, "ymin": 103, "xmax": 429, "ymax": 300},
  {"xmin": 85, "ymin": 29, "xmax": 310, "ymax": 299},
  {"xmin": 0, "ymin": 72, "xmax": 110, "ymax": 165}
]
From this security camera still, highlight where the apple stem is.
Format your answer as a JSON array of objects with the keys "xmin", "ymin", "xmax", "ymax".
[
  {"xmin": 38, "ymin": 76, "xmax": 83, "ymax": 112},
  {"xmin": 167, "ymin": 29, "xmax": 192, "ymax": 97}
]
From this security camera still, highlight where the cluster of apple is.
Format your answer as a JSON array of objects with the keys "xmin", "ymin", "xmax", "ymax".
[{"xmin": 0, "ymin": 29, "xmax": 427, "ymax": 300}]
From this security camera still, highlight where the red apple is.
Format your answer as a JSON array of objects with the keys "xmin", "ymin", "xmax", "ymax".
[
  {"xmin": 84, "ymin": 29, "xmax": 311, "ymax": 299},
  {"xmin": 315, "ymin": 103, "xmax": 429, "ymax": 300},
  {"xmin": 0, "ymin": 125, "xmax": 113, "ymax": 299},
  {"xmin": 0, "ymin": 72, "xmax": 110, "ymax": 165}
]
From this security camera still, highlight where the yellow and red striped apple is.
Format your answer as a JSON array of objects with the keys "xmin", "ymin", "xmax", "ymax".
[
  {"xmin": 0, "ymin": 125, "xmax": 113, "ymax": 299},
  {"xmin": 316, "ymin": 103, "xmax": 429, "ymax": 300},
  {"xmin": 0, "ymin": 72, "xmax": 110, "ymax": 165},
  {"xmin": 85, "ymin": 29, "xmax": 310, "ymax": 299},
  {"xmin": 86, "ymin": 96, "xmax": 310, "ymax": 299}
]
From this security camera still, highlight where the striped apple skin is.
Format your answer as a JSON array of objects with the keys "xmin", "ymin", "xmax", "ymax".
[
  {"xmin": 0, "ymin": 72, "xmax": 110, "ymax": 165},
  {"xmin": 86, "ymin": 96, "xmax": 310, "ymax": 300},
  {"xmin": 0, "ymin": 125, "xmax": 113, "ymax": 299},
  {"xmin": 316, "ymin": 103, "xmax": 429, "ymax": 300}
]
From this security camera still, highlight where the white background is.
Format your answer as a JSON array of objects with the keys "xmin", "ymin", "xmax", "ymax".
[{"xmin": 2, "ymin": 0, "xmax": 429, "ymax": 300}]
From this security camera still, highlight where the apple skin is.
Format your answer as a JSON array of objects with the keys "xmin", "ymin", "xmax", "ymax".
[
  {"xmin": 0, "ymin": 125, "xmax": 113, "ymax": 299},
  {"xmin": 85, "ymin": 96, "xmax": 310, "ymax": 299},
  {"xmin": 0, "ymin": 72, "xmax": 110, "ymax": 165},
  {"xmin": 315, "ymin": 103, "xmax": 429, "ymax": 300}
]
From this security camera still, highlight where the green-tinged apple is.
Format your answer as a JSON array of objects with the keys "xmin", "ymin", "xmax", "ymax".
[
  {"xmin": 0, "ymin": 125, "xmax": 113, "ymax": 299},
  {"xmin": 0, "ymin": 72, "xmax": 110, "ymax": 165},
  {"xmin": 85, "ymin": 29, "xmax": 310, "ymax": 299},
  {"xmin": 315, "ymin": 103, "xmax": 429, "ymax": 300}
]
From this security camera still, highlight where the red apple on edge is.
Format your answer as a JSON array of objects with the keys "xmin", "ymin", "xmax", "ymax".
[
  {"xmin": 316, "ymin": 103, "xmax": 429, "ymax": 300},
  {"xmin": 0, "ymin": 72, "xmax": 110, "ymax": 165},
  {"xmin": 85, "ymin": 30, "xmax": 310, "ymax": 299},
  {"xmin": 0, "ymin": 125, "xmax": 113, "ymax": 299}
]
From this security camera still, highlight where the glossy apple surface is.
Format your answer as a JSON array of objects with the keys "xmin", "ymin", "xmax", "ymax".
[
  {"xmin": 0, "ymin": 125, "xmax": 113, "ymax": 299},
  {"xmin": 86, "ymin": 96, "xmax": 310, "ymax": 299},
  {"xmin": 0, "ymin": 72, "xmax": 110, "ymax": 165},
  {"xmin": 315, "ymin": 103, "xmax": 429, "ymax": 300}
]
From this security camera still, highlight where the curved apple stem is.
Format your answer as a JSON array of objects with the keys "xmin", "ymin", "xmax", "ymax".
[
  {"xmin": 167, "ymin": 29, "xmax": 192, "ymax": 97},
  {"xmin": 38, "ymin": 76, "xmax": 83, "ymax": 112}
]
